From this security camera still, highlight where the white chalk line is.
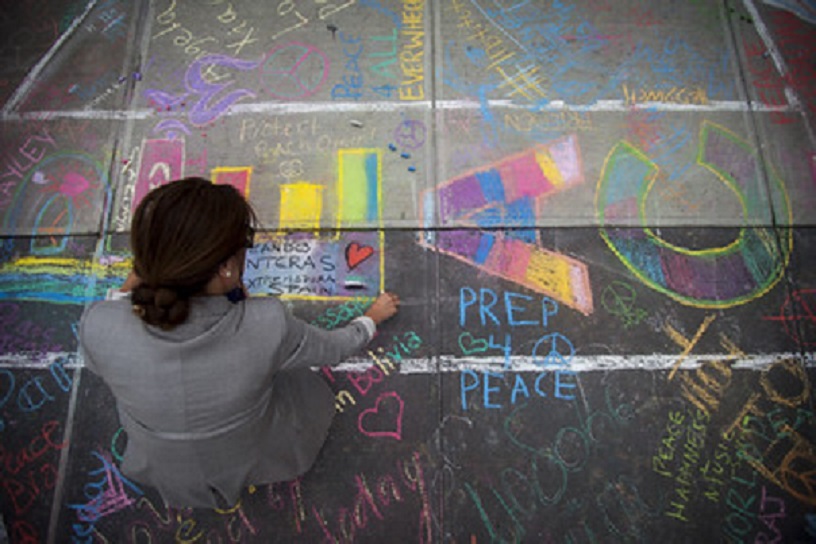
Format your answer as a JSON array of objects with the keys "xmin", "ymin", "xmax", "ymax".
[
  {"xmin": 0, "ymin": 98, "xmax": 796, "ymax": 123},
  {"xmin": 1, "ymin": 351, "xmax": 813, "ymax": 373},
  {"xmin": 742, "ymin": 0, "xmax": 790, "ymax": 80},
  {"xmin": 1, "ymin": 0, "xmax": 100, "ymax": 115}
]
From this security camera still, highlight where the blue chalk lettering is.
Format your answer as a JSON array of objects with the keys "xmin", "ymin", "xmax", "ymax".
[
  {"xmin": 483, "ymin": 371, "xmax": 503, "ymax": 409},
  {"xmin": 459, "ymin": 287, "xmax": 477, "ymax": 327},
  {"xmin": 359, "ymin": 0, "xmax": 402, "ymax": 29},
  {"xmin": 505, "ymin": 292, "xmax": 537, "ymax": 326},
  {"xmin": 0, "ymin": 369, "xmax": 14, "ymax": 409},
  {"xmin": 461, "ymin": 369, "xmax": 480, "ymax": 410},
  {"xmin": 510, "ymin": 375, "xmax": 531, "ymax": 404},
  {"xmin": 488, "ymin": 333, "xmax": 513, "ymax": 369},
  {"xmin": 17, "ymin": 376, "xmax": 54, "ymax": 412},
  {"xmin": 555, "ymin": 371, "xmax": 577, "ymax": 400},
  {"xmin": 534, "ymin": 373, "xmax": 548, "ymax": 397},
  {"xmin": 70, "ymin": 520, "xmax": 96, "ymax": 536},
  {"xmin": 89, "ymin": 451, "xmax": 143, "ymax": 495},
  {"xmin": 479, "ymin": 288, "xmax": 500, "ymax": 326},
  {"xmin": 541, "ymin": 297, "xmax": 558, "ymax": 327},
  {"xmin": 49, "ymin": 358, "xmax": 72, "ymax": 392}
]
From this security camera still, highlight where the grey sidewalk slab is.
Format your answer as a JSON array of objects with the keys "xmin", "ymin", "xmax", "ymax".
[
  {"xmin": 0, "ymin": 119, "xmax": 119, "ymax": 236},
  {"xmin": 1, "ymin": 1, "xmax": 815, "ymax": 542},
  {"xmin": 5, "ymin": 1, "xmax": 136, "ymax": 114}
]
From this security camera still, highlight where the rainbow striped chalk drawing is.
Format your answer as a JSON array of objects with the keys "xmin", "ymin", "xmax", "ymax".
[
  {"xmin": 212, "ymin": 166, "xmax": 253, "ymax": 198},
  {"xmin": 420, "ymin": 135, "xmax": 593, "ymax": 315},
  {"xmin": 0, "ymin": 255, "xmax": 130, "ymax": 304},
  {"xmin": 278, "ymin": 182, "xmax": 324, "ymax": 230},
  {"xmin": 596, "ymin": 121, "xmax": 793, "ymax": 308},
  {"xmin": 425, "ymin": 134, "xmax": 584, "ymax": 229},
  {"xmin": 132, "ymin": 138, "xmax": 185, "ymax": 211},
  {"xmin": 337, "ymin": 148, "xmax": 383, "ymax": 229}
]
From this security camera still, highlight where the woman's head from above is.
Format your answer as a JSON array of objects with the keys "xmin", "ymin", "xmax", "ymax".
[{"xmin": 129, "ymin": 177, "xmax": 258, "ymax": 330}]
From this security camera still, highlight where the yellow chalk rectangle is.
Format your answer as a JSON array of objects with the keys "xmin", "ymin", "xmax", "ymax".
[
  {"xmin": 524, "ymin": 248, "xmax": 593, "ymax": 315},
  {"xmin": 279, "ymin": 183, "xmax": 324, "ymax": 230}
]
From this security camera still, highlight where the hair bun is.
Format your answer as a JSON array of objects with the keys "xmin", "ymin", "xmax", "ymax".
[
  {"xmin": 130, "ymin": 284, "xmax": 190, "ymax": 330},
  {"xmin": 155, "ymin": 287, "xmax": 178, "ymax": 309}
]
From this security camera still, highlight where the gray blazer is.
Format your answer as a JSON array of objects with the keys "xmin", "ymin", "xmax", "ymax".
[{"xmin": 79, "ymin": 295, "xmax": 371, "ymax": 508}]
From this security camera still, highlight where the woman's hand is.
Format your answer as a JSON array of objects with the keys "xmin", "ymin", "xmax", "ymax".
[{"xmin": 364, "ymin": 292, "xmax": 400, "ymax": 324}]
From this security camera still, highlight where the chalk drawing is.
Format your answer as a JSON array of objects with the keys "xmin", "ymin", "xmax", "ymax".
[
  {"xmin": 243, "ymin": 148, "xmax": 385, "ymax": 301},
  {"xmin": 596, "ymin": 121, "xmax": 793, "ymax": 308},
  {"xmin": 0, "ymin": 256, "xmax": 129, "ymax": 304},
  {"xmin": 393, "ymin": 119, "xmax": 427, "ymax": 150},
  {"xmin": 345, "ymin": 242, "xmax": 374, "ymax": 270},
  {"xmin": 419, "ymin": 135, "xmax": 593, "ymax": 315},
  {"xmin": 763, "ymin": 289, "xmax": 816, "ymax": 347},
  {"xmin": 357, "ymin": 390, "xmax": 404, "ymax": 440},
  {"xmin": 279, "ymin": 159, "xmax": 304, "ymax": 180},
  {"xmin": 278, "ymin": 182, "xmax": 324, "ymax": 230},
  {"xmin": 260, "ymin": 42, "xmax": 329, "ymax": 100},
  {"xmin": 601, "ymin": 281, "xmax": 648, "ymax": 328},
  {"xmin": 68, "ymin": 451, "xmax": 143, "ymax": 528},
  {"xmin": 211, "ymin": 166, "xmax": 252, "ymax": 198},
  {"xmin": 132, "ymin": 138, "xmax": 185, "ymax": 212},
  {"xmin": 3, "ymin": 151, "xmax": 108, "ymax": 253},
  {"xmin": 186, "ymin": 53, "xmax": 261, "ymax": 126},
  {"xmin": 337, "ymin": 148, "xmax": 382, "ymax": 228}
]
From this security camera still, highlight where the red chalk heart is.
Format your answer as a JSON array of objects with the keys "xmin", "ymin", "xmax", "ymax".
[
  {"xmin": 358, "ymin": 391, "xmax": 404, "ymax": 440},
  {"xmin": 345, "ymin": 242, "xmax": 374, "ymax": 270}
]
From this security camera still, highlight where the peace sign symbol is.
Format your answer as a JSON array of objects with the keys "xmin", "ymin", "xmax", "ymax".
[
  {"xmin": 601, "ymin": 281, "xmax": 637, "ymax": 317},
  {"xmin": 393, "ymin": 119, "xmax": 427, "ymax": 150},
  {"xmin": 279, "ymin": 159, "xmax": 304, "ymax": 179},
  {"xmin": 260, "ymin": 42, "xmax": 329, "ymax": 100},
  {"xmin": 532, "ymin": 333, "xmax": 575, "ymax": 367}
]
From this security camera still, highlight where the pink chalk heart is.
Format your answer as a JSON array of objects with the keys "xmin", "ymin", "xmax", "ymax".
[
  {"xmin": 358, "ymin": 391, "xmax": 404, "ymax": 440},
  {"xmin": 60, "ymin": 172, "xmax": 90, "ymax": 197}
]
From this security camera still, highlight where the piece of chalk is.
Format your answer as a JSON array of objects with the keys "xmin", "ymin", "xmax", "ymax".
[
  {"xmin": 344, "ymin": 280, "xmax": 366, "ymax": 290},
  {"xmin": 388, "ymin": 143, "xmax": 397, "ymax": 151},
  {"xmin": 400, "ymin": 152, "xmax": 411, "ymax": 159},
  {"xmin": 350, "ymin": 120, "xmax": 364, "ymax": 127},
  {"xmin": 408, "ymin": 166, "xmax": 416, "ymax": 172}
]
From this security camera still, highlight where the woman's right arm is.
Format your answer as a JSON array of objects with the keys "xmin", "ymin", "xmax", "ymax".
[{"xmin": 276, "ymin": 292, "xmax": 399, "ymax": 370}]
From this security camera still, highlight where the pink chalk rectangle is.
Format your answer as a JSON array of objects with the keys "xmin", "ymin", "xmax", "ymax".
[
  {"xmin": 133, "ymin": 139, "xmax": 185, "ymax": 211},
  {"xmin": 548, "ymin": 134, "xmax": 583, "ymax": 187},
  {"xmin": 498, "ymin": 151, "xmax": 554, "ymax": 203},
  {"xmin": 213, "ymin": 168, "xmax": 252, "ymax": 197},
  {"xmin": 484, "ymin": 236, "xmax": 532, "ymax": 278}
]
